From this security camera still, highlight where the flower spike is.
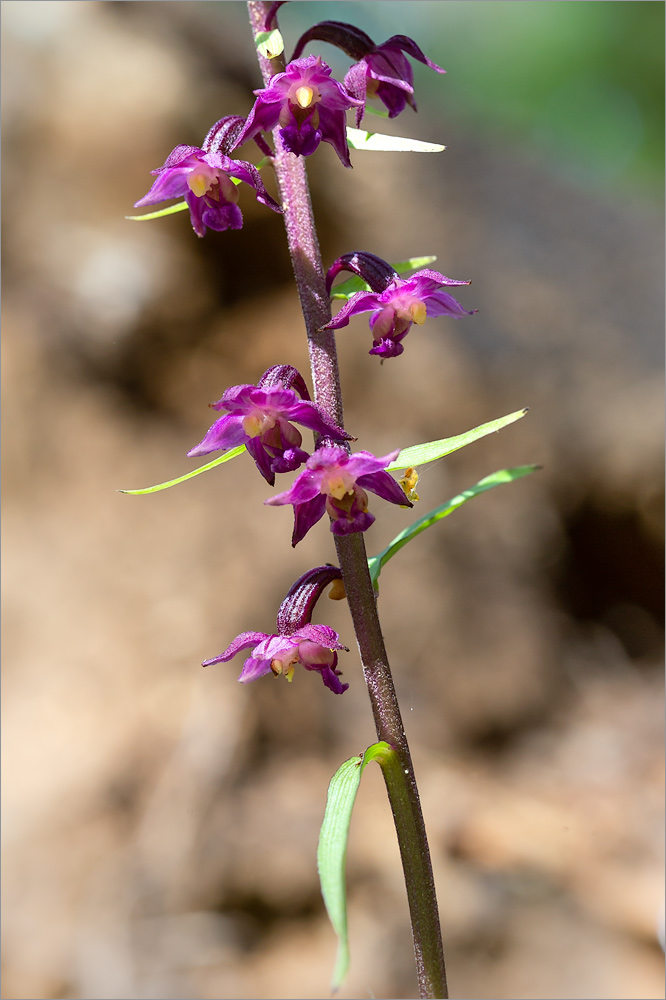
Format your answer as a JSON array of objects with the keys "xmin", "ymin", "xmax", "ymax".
[
  {"xmin": 325, "ymin": 252, "xmax": 476, "ymax": 359},
  {"xmin": 291, "ymin": 21, "xmax": 445, "ymax": 125},
  {"xmin": 188, "ymin": 369, "xmax": 352, "ymax": 486},
  {"xmin": 233, "ymin": 55, "xmax": 363, "ymax": 167},
  {"xmin": 265, "ymin": 445, "xmax": 411, "ymax": 546}
]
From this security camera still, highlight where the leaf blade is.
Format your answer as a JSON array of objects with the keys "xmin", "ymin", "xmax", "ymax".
[
  {"xmin": 368, "ymin": 465, "xmax": 540, "ymax": 585},
  {"xmin": 125, "ymin": 201, "xmax": 190, "ymax": 222},
  {"xmin": 347, "ymin": 127, "xmax": 445, "ymax": 153},
  {"xmin": 386, "ymin": 409, "xmax": 529, "ymax": 471},
  {"xmin": 318, "ymin": 742, "xmax": 392, "ymax": 991},
  {"xmin": 119, "ymin": 446, "xmax": 247, "ymax": 495}
]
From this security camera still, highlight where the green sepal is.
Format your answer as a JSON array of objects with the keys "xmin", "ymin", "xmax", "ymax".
[
  {"xmin": 367, "ymin": 465, "xmax": 540, "ymax": 586},
  {"xmin": 125, "ymin": 201, "xmax": 190, "ymax": 222},
  {"xmin": 119, "ymin": 446, "xmax": 247, "ymax": 495},
  {"xmin": 386, "ymin": 409, "xmax": 529, "ymax": 472},
  {"xmin": 330, "ymin": 255, "xmax": 438, "ymax": 301},
  {"xmin": 255, "ymin": 28, "xmax": 284, "ymax": 59},
  {"xmin": 346, "ymin": 127, "xmax": 445, "ymax": 153},
  {"xmin": 318, "ymin": 742, "xmax": 394, "ymax": 992}
]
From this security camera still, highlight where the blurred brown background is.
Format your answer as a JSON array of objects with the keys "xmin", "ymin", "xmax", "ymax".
[{"xmin": 2, "ymin": 2, "xmax": 664, "ymax": 998}]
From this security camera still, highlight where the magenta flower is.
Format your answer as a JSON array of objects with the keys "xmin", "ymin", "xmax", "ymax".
[
  {"xmin": 233, "ymin": 56, "xmax": 363, "ymax": 167},
  {"xmin": 134, "ymin": 141, "xmax": 280, "ymax": 237},
  {"xmin": 187, "ymin": 367, "xmax": 352, "ymax": 486},
  {"xmin": 203, "ymin": 624, "xmax": 350, "ymax": 694},
  {"xmin": 325, "ymin": 251, "xmax": 475, "ymax": 359},
  {"xmin": 291, "ymin": 22, "xmax": 445, "ymax": 125},
  {"xmin": 265, "ymin": 446, "xmax": 410, "ymax": 546}
]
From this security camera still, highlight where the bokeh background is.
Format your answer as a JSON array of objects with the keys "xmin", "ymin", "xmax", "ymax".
[{"xmin": 2, "ymin": 2, "xmax": 664, "ymax": 998}]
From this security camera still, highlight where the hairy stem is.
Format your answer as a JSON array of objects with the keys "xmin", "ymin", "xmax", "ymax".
[{"xmin": 246, "ymin": 5, "xmax": 448, "ymax": 997}]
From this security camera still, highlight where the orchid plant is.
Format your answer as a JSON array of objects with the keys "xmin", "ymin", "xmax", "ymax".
[{"xmin": 125, "ymin": 4, "xmax": 536, "ymax": 997}]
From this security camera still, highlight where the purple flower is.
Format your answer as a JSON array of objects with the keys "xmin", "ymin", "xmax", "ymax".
[
  {"xmin": 187, "ymin": 367, "xmax": 352, "ymax": 486},
  {"xmin": 291, "ymin": 22, "xmax": 445, "ymax": 125},
  {"xmin": 134, "ymin": 143, "xmax": 280, "ymax": 237},
  {"xmin": 233, "ymin": 56, "xmax": 363, "ymax": 167},
  {"xmin": 325, "ymin": 252, "xmax": 475, "ymax": 359},
  {"xmin": 203, "ymin": 624, "xmax": 350, "ymax": 694},
  {"xmin": 265, "ymin": 446, "xmax": 410, "ymax": 546}
]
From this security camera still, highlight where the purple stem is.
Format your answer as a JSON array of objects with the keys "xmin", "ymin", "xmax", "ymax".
[{"xmin": 246, "ymin": 5, "xmax": 448, "ymax": 997}]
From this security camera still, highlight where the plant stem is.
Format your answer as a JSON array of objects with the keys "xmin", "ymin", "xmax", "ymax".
[{"xmin": 246, "ymin": 6, "xmax": 448, "ymax": 997}]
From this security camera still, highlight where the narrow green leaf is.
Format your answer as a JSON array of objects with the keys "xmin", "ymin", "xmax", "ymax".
[
  {"xmin": 367, "ymin": 465, "xmax": 540, "ymax": 585},
  {"xmin": 255, "ymin": 28, "xmax": 284, "ymax": 58},
  {"xmin": 330, "ymin": 255, "xmax": 438, "ymax": 301},
  {"xmin": 318, "ymin": 741, "xmax": 393, "ymax": 991},
  {"xmin": 119, "ymin": 446, "xmax": 246, "ymax": 495},
  {"xmin": 386, "ymin": 409, "xmax": 529, "ymax": 472},
  {"xmin": 347, "ymin": 127, "xmax": 445, "ymax": 153},
  {"xmin": 125, "ymin": 201, "xmax": 190, "ymax": 222}
]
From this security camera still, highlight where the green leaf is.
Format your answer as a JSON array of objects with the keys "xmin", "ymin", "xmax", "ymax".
[
  {"xmin": 367, "ymin": 465, "xmax": 540, "ymax": 585},
  {"xmin": 330, "ymin": 255, "xmax": 438, "ymax": 301},
  {"xmin": 318, "ymin": 741, "xmax": 393, "ymax": 992},
  {"xmin": 255, "ymin": 28, "xmax": 284, "ymax": 58},
  {"xmin": 346, "ymin": 127, "xmax": 445, "ymax": 153},
  {"xmin": 125, "ymin": 201, "xmax": 190, "ymax": 222},
  {"xmin": 118, "ymin": 446, "xmax": 246, "ymax": 495},
  {"xmin": 386, "ymin": 408, "xmax": 529, "ymax": 472}
]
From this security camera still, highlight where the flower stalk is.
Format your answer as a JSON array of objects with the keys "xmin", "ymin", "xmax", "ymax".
[{"xmin": 247, "ymin": 3, "xmax": 448, "ymax": 996}]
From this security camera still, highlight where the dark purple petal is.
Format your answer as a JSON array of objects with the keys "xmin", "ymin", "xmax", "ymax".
[
  {"xmin": 238, "ymin": 657, "xmax": 274, "ymax": 683},
  {"xmin": 366, "ymin": 48, "xmax": 414, "ymax": 93},
  {"xmin": 345, "ymin": 449, "xmax": 400, "ymax": 479},
  {"xmin": 199, "ymin": 197, "xmax": 244, "ymax": 233},
  {"xmin": 424, "ymin": 290, "xmax": 476, "ymax": 319},
  {"xmin": 318, "ymin": 666, "xmax": 349, "ymax": 695},
  {"xmin": 276, "ymin": 566, "xmax": 343, "ymax": 634},
  {"xmin": 291, "ymin": 21, "xmax": 375, "ymax": 62},
  {"xmin": 324, "ymin": 291, "xmax": 384, "ymax": 329},
  {"xmin": 316, "ymin": 104, "xmax": 352, "ymax": 167},
  {"xmin": 344, "ymin": 61, "xmax": 369, "ymax": 126},
  {"xmin": 265, "ymin": 465, "xmax": 325, "ymax": 506},
  {"xmin": 202, "ymin": 116, "xmax": 248, "ymax": 157},
  {"xmin": 329, "ymin": 505, "xmax": 375, "ymax": 536},
  {"xmin": 383, "ymin": 34, "xmax": 446, "ymax": 74},
  {"xmin": 409, "ymin": 268, "xmax": 472, "ymax": 288},
  {"xmin": 245, "ymin": 435, "xmax": 276, "ymax": 485},
  {"xmin": 369, "ymin": 337, "xmax": 405, "ymax": 359},
  {"xmin": 357, "ymin": 468, "xmax": 412, "ymax": 507},
  {"xmin": 203, "ymin": 630, "xmax": 268, "ymax": 666},
  {"xmin": 270, "ymin": 446, "xmax": 310, "ymax": 475},
  {"xmin": 134, "ymin": 165, "xmax": 192, "ymax": 207},
  {"xmin": 326, "ymin": 251, "xmax": 398, "ymax": 295},
  {"xmin": 292, "ymin": 494, "xmax": 327, "ymax": 546},
  {"xmin": 285, "ymin": 399, "xmax": 352, "ymax": 440},
  {"xmin": 374, "ymin": 81, "xmax": 410, "ymax": 118},
  {"xmin": 294, "ymin": 623, "xmax": 348, "ymax": 650},
  {"xmin": 187, "ymin": 414, "xmax": 247, "ymax": 457},
  {"xmin": 258, "ymin": 365, "xmax": 311, "ymax": 400},
  {"xmin": 279, "ymin": 119, "xmax": 322, "ymax": 158}
]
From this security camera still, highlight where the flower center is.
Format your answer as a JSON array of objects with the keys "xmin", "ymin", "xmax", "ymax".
[
  {"xmin": 295, "ymin": 85, "xmax": 315, "ymax": 109},
  {"xmin": 243, "ymin": 410, "xmax": 277, "ymax": 438},
  {"xmin": 321, "ymin": 468, "xmax": 356, "ymax": 501},
  {"xmin": 270, "ymin": 649, "xmax": 299, "ymax": 681},
  {"xmin": 396, "ymin": 296, "xmax": 427, "ymax": 326},
  {"xmin": 186, "ymin": 161, "xmax": 220, "ymax": 198}
]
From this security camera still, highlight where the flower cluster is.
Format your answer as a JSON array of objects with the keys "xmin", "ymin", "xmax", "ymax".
[{"xmin": 134, "ymin": 9, "xmax": 454, "ymax": 698}]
